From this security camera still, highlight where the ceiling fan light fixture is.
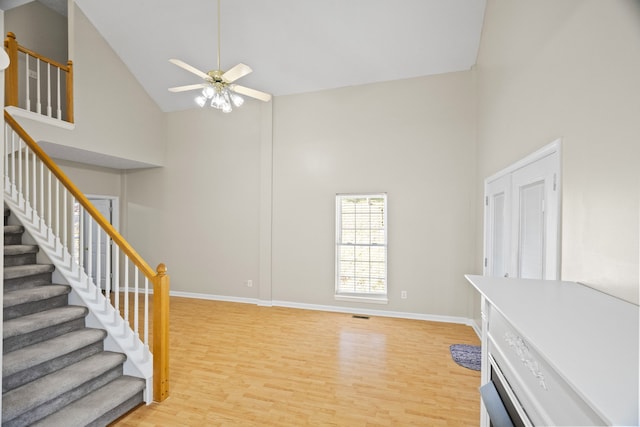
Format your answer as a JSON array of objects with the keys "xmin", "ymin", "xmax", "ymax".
[
  {"xmin": 195, "ymin": 95, "xmax": 207, "ymax": 107},
  {"xmin": 202, "ymin": 86, "xmax": 215, "ymax": 99},
  {"xmin": 170, "ymin": 0, "xmax": 271, "ymax": 111},
  {"xmin": 230, "ymin": 91, "xmax": 244, "ymax": 107},
  {"xmin": 211, "ymin": 91, "xmax": 224, "ymax": 109}
]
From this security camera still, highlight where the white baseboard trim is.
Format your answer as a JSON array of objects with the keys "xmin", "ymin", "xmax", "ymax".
[
  {"xmin": 169, "ymin": 290, "xmax": 259, "ymax": 305},
  {"xmin": 169, "ymin": 290, "xmax": 475, "ymax": 327}
]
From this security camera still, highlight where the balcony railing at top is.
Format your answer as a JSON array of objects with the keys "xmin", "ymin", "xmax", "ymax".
[{"xmin": 4, "ymin": 32, "xmax": 74, "ymax": 123}]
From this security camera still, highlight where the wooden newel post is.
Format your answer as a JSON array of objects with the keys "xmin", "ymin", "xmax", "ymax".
[
  {"xmin": 66, "ymin": 60, "xmax": 74, "ymax": 123},
  {"xmin": 4, "ymin": 32, "xmax": 19, "ymax": 107},
  {"xmin": 153, "ymin": 263, "xmax": 170, "ymax": 402}
]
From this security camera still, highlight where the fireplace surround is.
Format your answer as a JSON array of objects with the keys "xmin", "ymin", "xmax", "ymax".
[{"xmin": 466, "ymin": 275, "xmax": 639, "ymax": 426}]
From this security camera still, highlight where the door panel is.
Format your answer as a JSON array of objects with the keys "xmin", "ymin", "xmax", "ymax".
[
  {"xmin": 517, "ymin": 181, "xmax": 545, "ymax": 279},
  {"xmin": 485, "ymin": 174, "xmax": 510, "ymax": 278}
]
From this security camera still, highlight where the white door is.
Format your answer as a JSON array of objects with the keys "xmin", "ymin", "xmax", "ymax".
[
  {"xmin": 484, "ymin": 174, "xmax": 510, "ymax": 278},
  {"xmin": 510, "ymin": 153, "xmax": 558, "ymax": 279},
  {"xmin": 484, "ymin": 141, "xmax": 561, "ymax": 280},
  {"xmin": 84, "ymin": 198, "xmax": 112, "ymax": 290}
]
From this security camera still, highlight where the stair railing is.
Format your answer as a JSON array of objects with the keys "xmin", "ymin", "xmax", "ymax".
[
  {"xmin": 4, "ymin": 32, "xmax": 74, "ymax": 123},
  {"xmin": 3, "ymin": 111, "xmax": 169, "ymax": 402}
]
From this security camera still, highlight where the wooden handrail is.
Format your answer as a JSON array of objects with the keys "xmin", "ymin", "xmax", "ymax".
[
  {"xmin": 4, "ymin": 111, "xmax": 155, "ymax": 277},
  {"xmin": 4, "ymin": 111, "xmax": 169, "ymax": 401},
  {"xmin": 4, "ymin": 32, "xmax": 74, "ymax": 123}
]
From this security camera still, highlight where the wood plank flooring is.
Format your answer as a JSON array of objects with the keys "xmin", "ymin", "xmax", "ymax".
[{"xmin": 113, "ymin": 297, "xmax": 480, "ymax": 426}]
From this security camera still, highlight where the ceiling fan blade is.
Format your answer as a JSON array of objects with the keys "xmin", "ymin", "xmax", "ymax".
[
  {"xmin": 230, "ymin": 84, "xmax": 272, "ymax": 102},
  {"xmin": 168, "ymin": 83, "xmax": 207, "ymax": 93},
  {"xmin": 169, "ymin": 59, "xmax": 209, "ymax": 80},
  {"xmin": 222, "ymin": 63, "xmax": 252, "ymax": 83}
]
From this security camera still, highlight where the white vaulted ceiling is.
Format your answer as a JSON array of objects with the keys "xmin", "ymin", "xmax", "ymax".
[{"xmin": 18, "ymin": 0, "xmax": 487, "ymax": 112}]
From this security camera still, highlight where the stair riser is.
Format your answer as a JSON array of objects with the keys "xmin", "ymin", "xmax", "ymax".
[
  {"xmin": 4, "ymin": 365, "xmax": 125, "ymax": 427},
  {"xmin": 3, "ymin": 294, "xmax": 69, "ymax": 321},
  {"xmin": 4, "ymin": 253, "xmax": 38, "ymax": 267},
  {"xmin": 4, "ymin": 318, "xmax": 86, "ymax": 354},
  {"xmin": 4, "ymin": 233, "xmax": 23, "ymax": 245},
  {"xmin": 4, "ymin": 272, "xmax": 53, "ymax": 292},
  {"xmin": 3, "ymin": 341, "xmax": 105, "ymax": 393}
]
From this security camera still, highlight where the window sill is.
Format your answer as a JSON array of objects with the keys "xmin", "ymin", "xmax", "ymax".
[{"xmin": 335, "ymin": 295, "xmax": 388, "ymax": 305}]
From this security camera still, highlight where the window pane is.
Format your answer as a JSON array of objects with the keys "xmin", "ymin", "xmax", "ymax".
[
  {"xmin": 342, "ymin": 229, "xmax": 355, "ymax": 244},
  {"xmin": 336, "ymin": 194, "xmax": 387, "ymax": 297},
  {"xmin": 340, "ymin": 245, "xmax": 355, "ymax": 261}
]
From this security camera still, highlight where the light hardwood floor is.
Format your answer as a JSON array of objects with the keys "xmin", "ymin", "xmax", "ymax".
[{"xmin": 113, "ymin": 297, "xmax": 480, "ymax": 426}]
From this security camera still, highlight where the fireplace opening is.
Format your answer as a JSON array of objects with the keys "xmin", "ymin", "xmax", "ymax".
[{"xmin": 480, "ymin": 357, "xmax": 531, "ymax": 427}]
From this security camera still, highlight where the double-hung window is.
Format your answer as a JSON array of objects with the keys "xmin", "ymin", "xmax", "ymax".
[{"xmin": 335, "ymin": 194, "xmax": 387, "ymax": 303}]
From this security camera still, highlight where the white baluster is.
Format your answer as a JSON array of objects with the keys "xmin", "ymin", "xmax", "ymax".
[
  {"xmin": 133, "ymin": 268, "xmax": 140, "ymax": 350},
  {"xmin": 46, "ymin": 170, "xmax": 52, "ymax": 231},
  {"xmin": 24, "ymin": 148, "xmax": 30, "ymax": 212},
  {"xmin": 39, "ymin": 162, "xmax": 44, "ymax": 228},
  {"xmin": 87, "ymin": 216, "xmax": 93, "ymax": 288},
  {"xmin": 124, "ymin": 261, "xmax": 129, "ymax": 324},
  {"xmin": 105, "ymin": 233, "xmax": 111, "ymax": 310},
  {"xmin": 114, "ymin": 245, "xmax": 120, "ymax": 321},
  {"xmin": 134, "ymin": 269, "xmax": 139, "ymax": 335},
  {"xmin": 79, "ymin": 205, "xmax": 84, "ymax": 272},
  {"xmin": 55, "ymin": 181, "xmax": 59, "ymax": 243},
  {"xmin": 17, "ymin": 137, "xmax": 23, "ymax": 199},
  {"xmin": 47, "ymin": 63, "xmax": 52, "ymax": 117},
  {"xmin": 25, "ymin": 55, "xmax": 30, "ymax": 112},
  {"xmin": 57, "ymin": 68, "xmax": 62, "ymax": 119},
  {"xmin": 10, "ymin": 131, "xmax": 15, "ymax": 197},
  {"xmin": 31, "ymin": 148, "xmax": 37, "ymax": 217},
  {"xmin": 144, "ymin": 277, "xmax": 149, "ymax": 345},
  {"xmin": 36, "ymin": 58, "xmax": 41, "ymax": 114},
  {"xmin": 3, "ymin": 127, "xmax": 7, "ymax": 194},
  {"xmin": 96, "ymin": 222, "xmax": 101, "ymax": 300},
  {"xmin": 63, "ymin": 190, "xmax": 68, "ymax": 251}
]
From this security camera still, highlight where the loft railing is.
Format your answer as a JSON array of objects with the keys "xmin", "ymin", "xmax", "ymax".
[
  {"xmin": 4, "ymin": 32, "xmax": 74, "ymax": 123},
  {"xmin": 3, "ymin": 111, "xmax": 169, "ymax": 402}
]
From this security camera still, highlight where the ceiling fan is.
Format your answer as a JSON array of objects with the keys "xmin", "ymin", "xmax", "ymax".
[{"xmin": 168, "ymin": 0, "xmax": 271, "ymax": 112}]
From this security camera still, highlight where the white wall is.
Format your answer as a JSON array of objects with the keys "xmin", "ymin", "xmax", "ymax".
[
  {"xmin": 56, "ymin": 159, "xmax": 122, "ymax": 195},
  {"xmin": 124, "ymin": 103, "xmax": 263, "ymax": 297},
  {"xmin": 475, "ymin": 0, "xmax": 640, "ymax": 304},
  {"xmin": 5, "ymin": 1, "xmax": 67, "ymax": 63},
  {"xmin": 272, "ymin": 72, "xmax": 477, "ymax": 317}
]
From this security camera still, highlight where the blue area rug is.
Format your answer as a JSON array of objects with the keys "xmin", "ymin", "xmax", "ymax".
[{"xmin": 450, "ymin": 344, "xmax": 481, "ymax": 371}]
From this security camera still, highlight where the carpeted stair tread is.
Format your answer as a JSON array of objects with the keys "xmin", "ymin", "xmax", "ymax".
[
  {"xmin": 3, "ymin": 285, "xmax": 70, "ymax": 309},
  {"xmin": 3, "ymin": 328, "xmax": 107, "ymax": 378},
  {"xmin": 30, "ymin": 376, "xmax": 145, "ymax": 427},
  {"xmin": 2, "ymin": 351, "xmax": 127, "ymax": 424},
  {"xmin": 4, "ymin": 224, "xmax": 24, "ymax": 234},
  {"xmin": 4, "ymin": 245, "xmax": 39, "ymax": 256},
  {"xmin": 3, "ymin": 306, "xmax": 87, "ymax": 339},
  {"xmin": 4, "ymin": 264, "xmax": 55, "ymax": 280}
]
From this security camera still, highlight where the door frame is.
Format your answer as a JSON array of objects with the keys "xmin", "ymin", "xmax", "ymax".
[
  {"xmin": 86, "ymin": 194, "xmax": 120, "ymax": 232},
  {"xmin": 483, "ymin": 139, "xmax": 562, "ymax": 279},
  {"xmin": 84, "ymin": 194, "xmax": 120, "ymax": 289}
]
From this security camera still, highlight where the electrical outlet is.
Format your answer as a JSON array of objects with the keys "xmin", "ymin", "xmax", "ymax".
[
  {"xmin": 401, "ymin": 290, "xmax": 407, "ymax": 299},
  {"xmin": 247, "ymin": 279, "xmax": 253, "ymax": 287},
  {"xmin": 28, "ymin": 69, "xmax": 37, "ymax": 79}
]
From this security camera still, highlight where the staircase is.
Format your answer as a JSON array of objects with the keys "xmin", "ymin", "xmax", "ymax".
[{"xmin": 2, "ymin": 207, "xmax": 145, "ymax": 426}]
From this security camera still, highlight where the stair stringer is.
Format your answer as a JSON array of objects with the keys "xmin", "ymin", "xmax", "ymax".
[{"xmin": 4, "ymin": 195, "xmax": 154, "ymax": 404}]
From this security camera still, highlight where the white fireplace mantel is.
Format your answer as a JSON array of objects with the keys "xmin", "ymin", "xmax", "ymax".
[{"xmin": 466, "ymin": 275, "xmax": 639, "ymax": 426}]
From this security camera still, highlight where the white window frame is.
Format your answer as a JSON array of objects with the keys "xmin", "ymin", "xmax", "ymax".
[{"xmin": 335, "ymin": 193, "xmax": 388, "ymax": 304}]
